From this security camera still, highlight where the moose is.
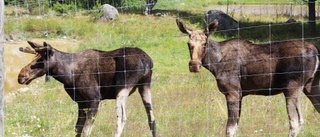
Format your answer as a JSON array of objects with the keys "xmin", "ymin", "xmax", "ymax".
[
  {"xmin": 176, "ymin": 19, "xmax": 320, "ymax": 137},
  {"xmin": 18, "ymin": 41, "xmax": 156, "ymax": 137}
]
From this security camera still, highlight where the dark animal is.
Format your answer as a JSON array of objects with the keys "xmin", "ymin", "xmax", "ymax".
[
  {"xmin": 18, "ymin": 41, "xmax": 156, "ymax": 137},
  {"xmin": 176, "ymin": 19, "xmax": 320, "ymax": 137},
  {"xmin": 144, "ymin": 0, "xmax": 157, "ymax": 15}
]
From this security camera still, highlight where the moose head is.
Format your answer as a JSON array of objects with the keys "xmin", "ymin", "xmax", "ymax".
[
  {"xmin": 176, "ymin": 19, "xmax": 219, "ymax": 72},
  {"xmin": 18, "ymin": 41, "xmax": 53, "ymax": 85}
]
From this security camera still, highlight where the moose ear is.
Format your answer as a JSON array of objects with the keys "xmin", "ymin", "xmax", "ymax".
[
  {"xmin": 206, "ymin": 19, "xmax": 219, "ymax": 35},
  {"xmin": 32, "ymin": 42, "xmax": 51, "ymax": 56},
  {"xmin": 176, "ymin": 18, "xmax": 192, "ymax": 34},
  {"xmin": 41, "ymin": 42, "xmax": 53, "ymax": 56},
  {"xmin": 27, "ymin": 41, "xmax": 42, "ymax": 49},
  {"xmin": 43, "ymin": 42, "xmax": 52, "ymax": 50}
]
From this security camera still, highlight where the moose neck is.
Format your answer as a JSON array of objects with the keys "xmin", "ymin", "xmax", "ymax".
[
  {"xmin": 48, "ymin": 49, "xmax": 75, "ymax": 85},
  {"xmin": 201, "ymin": 39, "xmax": 222, "ymax": 77}
]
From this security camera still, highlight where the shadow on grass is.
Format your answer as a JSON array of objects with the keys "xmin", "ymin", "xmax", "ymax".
[
  {"xmin": 121, "ymin": 8, "xmax": 205, "ymax": 25},
  {"xmin": 138, "ymin": 9, "xmax": 319, "ymax": 42},
  {"xmin": 229, "ymin": 21, "xmax": 320, "ymax": 48},
  {"xmin": 137, "ymin": 9, "xmax": 320, "ymax": 42},
  {"xmin": 217, "ymin": 21, "xmax": 320, "ymax": 49}
]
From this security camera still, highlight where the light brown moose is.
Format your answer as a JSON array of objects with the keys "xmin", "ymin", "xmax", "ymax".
[
  {"xmin": 176, "ymin": 19, "xmax": 320, "ymax": 137},
  {"xmin": 18, "ymin": 41, "xmax": 156, "ymax": 137}
]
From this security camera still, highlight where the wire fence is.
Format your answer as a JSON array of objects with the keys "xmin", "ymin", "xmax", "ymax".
[{"xmin": 3, "ymin": 0, "xmax": 320, "ymax": 137}]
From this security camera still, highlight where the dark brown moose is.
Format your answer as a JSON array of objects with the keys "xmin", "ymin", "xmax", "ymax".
[
  {"xmin": 18, "ymin": 41, "xmax": 156, "ymax": 137},
  {"xmin": 177, "ymin": 19, "xmax": 320, "ymax": 137}
]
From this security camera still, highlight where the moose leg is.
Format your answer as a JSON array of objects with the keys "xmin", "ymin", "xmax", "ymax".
[
  {"xmin": 225, "ymin": 92, "xmax": 242, "ymax": 137},
  {"xmin": 138, "ymin": 86, "xmax": 156, "ymax": 137},
  {"xmin": 75, "ymin": 102, "xmax": 87, "ymax": 137},
  {"xmin": 75, "ymin": 100, "xmax": 100, "ymax": 137},
  {"xmin": 82, "ymin": 100, "xmax": 100, "ymax": 137},
  {"xmin": 284, "ymin": 86, "xmax": 304, "ymax": 137},
  {"xmin": 115, "ymin": 87, "xmax": 132, "ymax": 137},
  {"xmin": 304, "ymin": 73, "xmax": 320, "ymax": 112}
]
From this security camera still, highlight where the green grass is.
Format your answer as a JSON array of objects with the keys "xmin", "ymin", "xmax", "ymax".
[{"xmin": 4, "ymin": 2, "xmax": 320, "ymax": 137}]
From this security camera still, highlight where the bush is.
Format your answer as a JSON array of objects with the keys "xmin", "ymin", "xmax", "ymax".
[
  {"xmin": 52, "ymin": 2, "xmax": 77, "ymax": 15},
  {"xmin": 121, "ymin": 0, "xmax": 144, "ymax": 10},
  {"xmin": 217, "ymin": 0, "xmax": 238, "ymax": 5},
  {"xmin": 5, "ymin": 0, "xmax": 50, "ymax": 15},
  {"xmin": 90, "ymin": 1, "xmax": 103, "ymax": 21}
]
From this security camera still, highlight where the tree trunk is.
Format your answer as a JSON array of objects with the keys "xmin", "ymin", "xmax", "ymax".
[
  {"xmin": 0, "ymin": 0, "xmax": 4, "ymax": 136},
  {"xmin": 308, "ymin": 0, "xmax": 316, "ymax": 36}
]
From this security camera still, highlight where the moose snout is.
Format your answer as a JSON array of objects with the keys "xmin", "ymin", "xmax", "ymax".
[
  {"xmin": 18, "ymin": 75, "xmax": 27, "ymax": 84},
  {"xmin": 18, "ymin": 73, "xmax": 30, "ymax": 85},
  {"xmin": 189, "ymin": 60, "xmax": 202, "ymax": 72}
]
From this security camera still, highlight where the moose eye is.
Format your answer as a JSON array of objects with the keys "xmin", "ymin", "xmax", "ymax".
[{"xmin": 187, "ymin": 42, "xmax": 194, "ymax": 49}]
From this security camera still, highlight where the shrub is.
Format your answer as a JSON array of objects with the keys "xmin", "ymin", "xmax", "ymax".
[
  {"xmin": 5, "ymin": 0, "xmax": 50, "ymax": 15},
  {"xmin": 52, "ymin": 2, "xmax": 77, "ymax": 15}
]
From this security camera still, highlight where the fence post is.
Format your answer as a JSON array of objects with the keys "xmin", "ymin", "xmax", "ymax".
[
  {"xmin": 308, "ymin": 0, "xmax": 316, "ymax": 36},
  {"xmin": 0, "ymin": 0, "xmax": 5, "ymax": 136}
]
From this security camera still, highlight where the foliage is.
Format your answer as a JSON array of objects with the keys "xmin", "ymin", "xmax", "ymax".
[
  {"xmin": 4, "ymin": 0, "xmax": 50, "ymax": 15},
  {"xmin": 51, "ymin": 0, "xmax": 140, "ymax": 9},
  {"xmin": 52, "ymin": 1, "xmax": 77, "ymax": 15},
  {"xmin": 29, "ymin": 0, "xmax": 50, "ymax": 15},
  {"xmin": 91, "ymin": 0, "xmax": 104, "ymax": 21},
  {"xmin": 217, "ymin": 0, "xmax": 238, "ymax": 5}
]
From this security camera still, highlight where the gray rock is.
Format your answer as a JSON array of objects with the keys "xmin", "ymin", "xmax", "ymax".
[
  {"xmin": 286, "ymin": 18, "xmax": 297, "ymax": 23},
  {"xmin": 100, "ymin": 4, "xmax": 119, "ymax": 21},
  {"xmin": 205, "ymin": 10, "xmax": 238, "ymax": 34}
]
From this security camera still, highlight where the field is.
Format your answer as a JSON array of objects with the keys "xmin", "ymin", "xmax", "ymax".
[{"xmin": 4, "ymin": 1, "xmax": 320, "ymax": 137}]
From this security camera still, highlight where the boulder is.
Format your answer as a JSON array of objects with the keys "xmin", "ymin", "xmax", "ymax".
[
  {"xmin": 285, "ymin": 18, "xmax": 297, "ymax": 23},
  {"xmin": 100, "ymin": 4, "xmax": 119, "ymax": 21},
  {"xmin": 205, "ymin": 10, "xmax": 238, "ymax": 34}
]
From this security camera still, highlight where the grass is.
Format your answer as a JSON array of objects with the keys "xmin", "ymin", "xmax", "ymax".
[{"xmin": 4, "ymin": 1, "xmax": 320, "ymax": 137}]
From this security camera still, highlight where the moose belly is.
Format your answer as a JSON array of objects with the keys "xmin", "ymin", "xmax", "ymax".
[
  {"xmin": 100, "ymin": 86, "xmax": 117, "ymax": 99},
  {"xmin": 240, "ymin": 73, "xmax": 283, "ymax": 96},
  {"xmin": 239, "ymin": 60, "xmax": 285, "ymax": 96}
]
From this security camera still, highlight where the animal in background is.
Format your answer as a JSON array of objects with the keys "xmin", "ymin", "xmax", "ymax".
[{"xmin": 144, "ymin": 0, "xmax": 157, "ymax": 15}]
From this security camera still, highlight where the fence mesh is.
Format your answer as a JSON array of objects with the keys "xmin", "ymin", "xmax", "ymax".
[{"xmin": 4, "ymin": 0, "xmax": 320, "ymax": 137}]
